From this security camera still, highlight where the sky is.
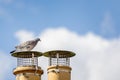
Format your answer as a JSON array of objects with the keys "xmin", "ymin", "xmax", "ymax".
[{"xmin": 0, "ymin": 0, "xmax": 120, "ymax": 80}]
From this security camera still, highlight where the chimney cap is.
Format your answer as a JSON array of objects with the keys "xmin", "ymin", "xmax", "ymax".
[
  {"xmin": 43, "ymin": 50, "xmax": 76, "ymax": 58},
  {"xmin": 11, "ymin": 51, "xmax": 43, "ymax": 58}
]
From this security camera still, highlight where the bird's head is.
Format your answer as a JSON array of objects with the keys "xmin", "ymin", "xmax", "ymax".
[{"xmin": 35, "ymin": 38, "xmax": 41, "ymax": 42}]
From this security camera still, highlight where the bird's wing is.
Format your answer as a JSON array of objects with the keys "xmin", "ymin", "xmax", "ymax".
[
  {"xmin": 26, "ymin": 41, "xmax": 35, "ymax": 45},
  {"xmin": 13, "ymin": 38, "xmax": 40, "ymax": 52},
  {"xmin": 20, "ymin": 41, "xmax": 34, "ymax": 47},
  {"xmin": 15, "ymin": 40, "xmax": 33, "ymax": 49}
]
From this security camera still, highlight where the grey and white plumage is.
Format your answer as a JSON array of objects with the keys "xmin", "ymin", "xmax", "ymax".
[{"xmin": 10, "ymin": 38, "xmax": 40, "ymax": 53}]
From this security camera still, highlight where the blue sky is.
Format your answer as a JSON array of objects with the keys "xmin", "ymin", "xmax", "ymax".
[
  {"xmin": 0, "ymin": 0, "xmax": 119, "ymax": 52},
  {"xmin": 0, "ymin": 0, "xmax": 120, "ymax": 80}
]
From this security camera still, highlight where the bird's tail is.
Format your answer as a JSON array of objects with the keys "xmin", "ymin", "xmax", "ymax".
[{"xmin": 10, "ymin": 50, "xmax": 16, "ymax": 53}]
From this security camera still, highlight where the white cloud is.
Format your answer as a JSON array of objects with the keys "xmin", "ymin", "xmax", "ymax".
[
  {"xmin": 14, "ymin": 27, "xmax": 120, "ymax": 80},
  {"xmin": 15, "ymin": 30, "xmax": 35, "ymax": 42}
]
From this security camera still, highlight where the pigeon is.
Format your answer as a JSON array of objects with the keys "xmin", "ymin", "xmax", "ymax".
[{"xmin": 10, "ymin": 38, "xmax": 41, "ymax": 53}]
